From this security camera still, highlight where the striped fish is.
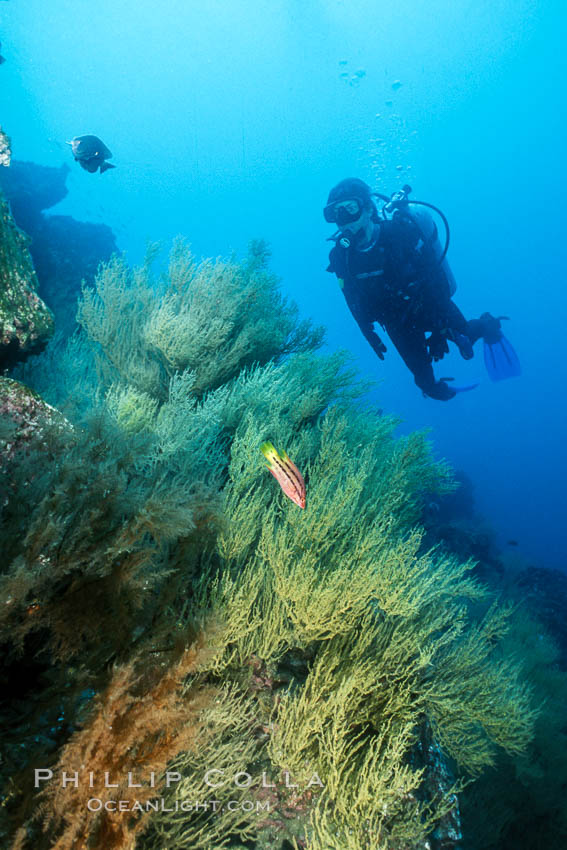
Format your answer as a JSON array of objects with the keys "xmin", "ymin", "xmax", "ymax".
[{"xmin": 260, "ymin": 441, "xmax": 306, "ymax": 509}]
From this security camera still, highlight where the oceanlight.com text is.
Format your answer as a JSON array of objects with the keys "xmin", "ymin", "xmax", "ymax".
[{"xmin": 86, "ymin": 798, "xmax": 271, "ymax": 814}]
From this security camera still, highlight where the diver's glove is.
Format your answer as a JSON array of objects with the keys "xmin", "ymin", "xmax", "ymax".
[
  {"xmin": 427, "ymin": 330, "xmax": 449, "ymax": 361},
  {"xmin": 452, "ymin": 331, "xmax": 474, "ymax": 360},
  {"xmin": 368, "ymin": 329, "xmax": 387, "ymax": 360},
  {"xmin": 376, "ymin": 340, "xmax": 387, "ymax": 360}
]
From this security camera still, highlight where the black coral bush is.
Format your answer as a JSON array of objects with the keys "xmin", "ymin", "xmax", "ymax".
[{"xmin": 1, "ymin": 241, "xmax": 542, "ymax": 850}]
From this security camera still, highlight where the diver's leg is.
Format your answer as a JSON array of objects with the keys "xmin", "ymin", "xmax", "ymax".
[
  {"xmin": 420, "ymin": 293, "xmax": 474, "ymax": 359},
  {"xmin": 442, "ymin": 301, "xmax": 475, "ymax": 359},
  {"xmin": 444, "ymin": 300, "xmax": 470, "ymax": 335},
  {"xmin": 467, "ymin": 312, "xmax": 502, "ymax": 344},
  {"xmin": 386, "ymin": 323, "xmax": 456, "ymax": 401}
]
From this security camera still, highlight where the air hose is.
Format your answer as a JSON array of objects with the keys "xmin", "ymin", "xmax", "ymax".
[{"xmin": 374, "ymin": 184, "xmax": 451, "ymax": 264}]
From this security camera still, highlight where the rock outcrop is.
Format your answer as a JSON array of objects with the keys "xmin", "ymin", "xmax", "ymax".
[
  {"xmin": 0, "ymin": 191, "xmax": 54, "ymax": 370},
  {"xmin": 0, "ymin": 376, "xmax": 66, "ymax": 466},
  {"xmin": 0, "ymin": 159, "xmax": 117, "ymax": 335}
]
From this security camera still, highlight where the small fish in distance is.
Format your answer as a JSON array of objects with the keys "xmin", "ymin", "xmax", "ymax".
[
  {"xmin": 67, "ymin": 134, "xmax": 115, "ymax": 174},
  {"xmin": 260, "ymin": 441, "xmax": 306, "ymax": 509}
]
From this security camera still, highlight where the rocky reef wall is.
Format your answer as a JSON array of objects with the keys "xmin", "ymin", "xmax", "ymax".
[
  {"xmin": 0, "ymin": 186, "xmax": 54, "ymax": 370},
  {"xmin": 0, "ymin": 159, "xmax": 117, "ymax": 336}
]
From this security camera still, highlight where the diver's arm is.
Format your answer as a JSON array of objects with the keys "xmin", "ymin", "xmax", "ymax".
[
  {"xmin": 327, "ymin": 248, "xmax": 388, "ymax": 360},
  {"xmin": 342, "ymin": 285, "xmax": 387, "ymax": 360}
]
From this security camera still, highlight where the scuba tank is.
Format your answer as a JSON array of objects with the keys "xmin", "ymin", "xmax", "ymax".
[{"xmin": 374, "ymin": 185, "xmax": 457, "ymax": 296}]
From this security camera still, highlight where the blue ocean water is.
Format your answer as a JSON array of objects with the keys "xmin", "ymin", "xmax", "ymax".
[{"xmin": 2, "ymin": 0, "xmax": 566, "ymax": 569}]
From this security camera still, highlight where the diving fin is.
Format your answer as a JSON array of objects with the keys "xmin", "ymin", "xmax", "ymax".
[
  {"xmin": 453, "ymin": 381, "xmax": 480, "ymax": 393},
  {"xmin": 440, "ymin": 377, "xmax": 480, "ymax": 394},
  {"xmin": 483, "ymin": 333, "xmax": 521, "ymax": 381}
]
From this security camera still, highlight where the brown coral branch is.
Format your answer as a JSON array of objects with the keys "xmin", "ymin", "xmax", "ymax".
[{"xmin": 34, "ymin": 631, "xmax": 219, "ymax": 850}]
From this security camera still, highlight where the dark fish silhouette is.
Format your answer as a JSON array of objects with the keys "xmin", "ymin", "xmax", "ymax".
[
  {"xmin": 507, "ymin": 540, "xmax": 519, "ymax": 546},
  {"xmin": 0, "ymin": 43, "xmax": 5, "ymax": 65},
  {"xmin": 67, "ymin": 135, "xmax": 115, "ymax": 174}
]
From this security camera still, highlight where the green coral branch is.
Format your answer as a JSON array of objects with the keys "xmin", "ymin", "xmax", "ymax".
[{"xmin": 2, "ymin": 237, "xmax": 541, "ymax": 850}]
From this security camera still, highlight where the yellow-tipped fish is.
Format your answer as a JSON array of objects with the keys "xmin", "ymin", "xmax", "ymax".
[{"xmin": 260, "ymin": 441, "xmax": 306, "ymax": 509}]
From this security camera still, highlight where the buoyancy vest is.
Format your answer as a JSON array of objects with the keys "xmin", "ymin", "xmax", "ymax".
[{"xmin": 328, "ymin": 216, "xmax": 457, "ymax": 329}]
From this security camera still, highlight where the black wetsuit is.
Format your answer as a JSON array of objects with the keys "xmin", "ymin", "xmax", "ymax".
[{"xmin": 327, "ymin": 216, "xmax": 482, "ymax": 400}]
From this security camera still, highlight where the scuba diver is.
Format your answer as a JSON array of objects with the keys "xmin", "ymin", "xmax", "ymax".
[{"xmin": 324, "ymin": 178, "xmax": 520, "ymax": 401}]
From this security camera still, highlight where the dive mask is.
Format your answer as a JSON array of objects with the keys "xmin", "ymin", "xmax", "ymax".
[{"xmin": 323, "ymin": 198, "xmax": 363, "ymax": 226}]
